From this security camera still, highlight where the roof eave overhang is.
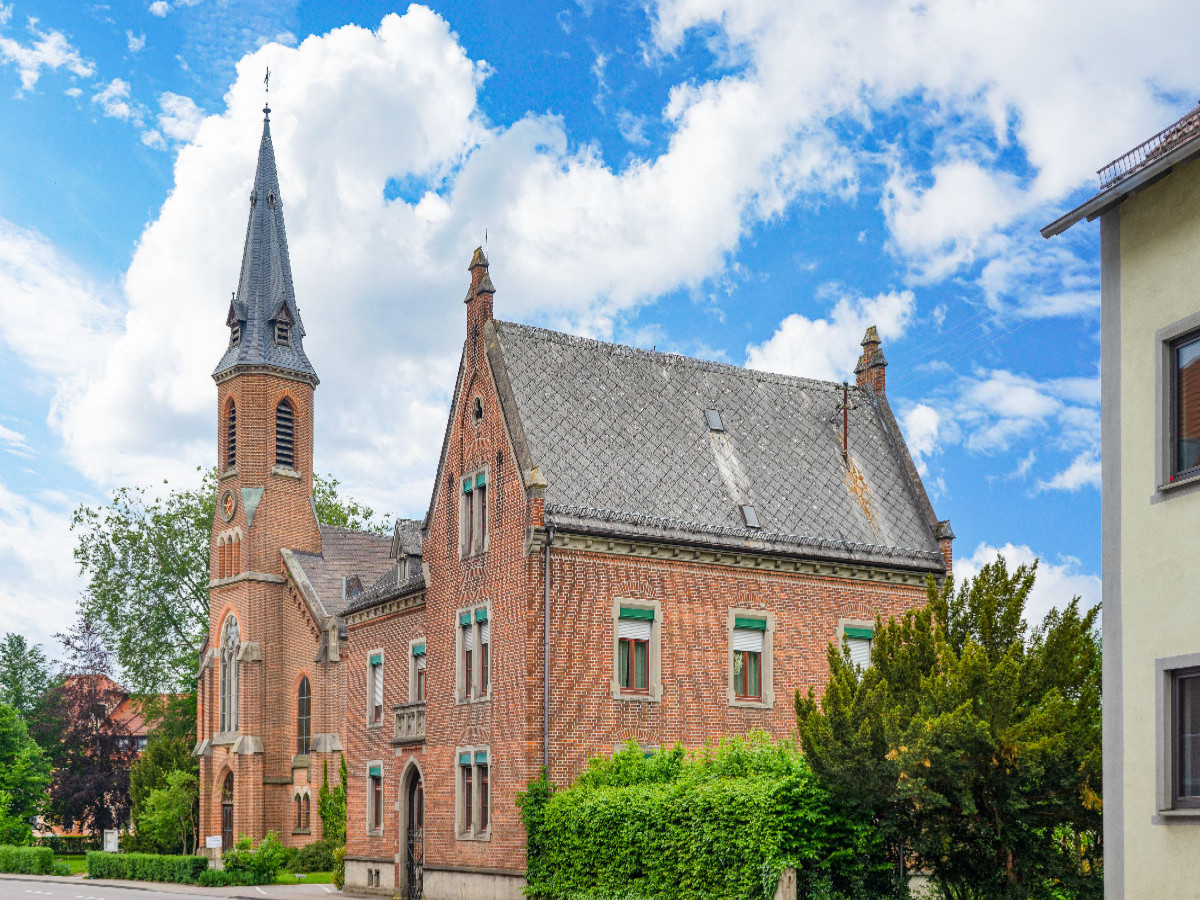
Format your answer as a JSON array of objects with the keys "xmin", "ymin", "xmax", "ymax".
[{"xmin": 1042, "ymin": 135, "xmax": 1200, "ymax": 238}]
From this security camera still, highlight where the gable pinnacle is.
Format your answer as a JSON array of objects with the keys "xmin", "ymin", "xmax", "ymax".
[{"xmin": 469, "ymin": 246, "xmax": 489, "ymax": 271}]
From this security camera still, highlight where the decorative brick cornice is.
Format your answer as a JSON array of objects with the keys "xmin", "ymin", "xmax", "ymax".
[
  {"xmin": 343, "ymin": 590, "xmax": 425, "ymax": 626},
  {"xmin": 526, "ymin": 526, "xmax": 937, "ymax": 587},
  {"xmin": 208, "ymin": 571, "xmax": 287, "ymax": 589}
]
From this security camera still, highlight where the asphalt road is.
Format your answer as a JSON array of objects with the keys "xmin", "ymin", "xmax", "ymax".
[{"xmin": 0, "ymin": 875, "xmax": 340, "ymax": 900}]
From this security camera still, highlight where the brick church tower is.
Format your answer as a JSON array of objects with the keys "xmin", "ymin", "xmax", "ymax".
[{"xmin": 195, "ymin": 102, "xmax": 324, "ymax": 850}]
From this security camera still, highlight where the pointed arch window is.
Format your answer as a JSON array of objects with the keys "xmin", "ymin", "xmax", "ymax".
[
  {"xmin": 275, "ymin": 399, "xmax": 295, "ymax": 469},
  {"xmin": 297, "ymin": 675, "xmax": 311, "ymax": 754},
  {"xmin": 219, "ymin": 615, "xmax": 240, "ymax": 733},
  {"xmin": 226, "ymin": 401, "xmax": 237, "ymax": 470}
]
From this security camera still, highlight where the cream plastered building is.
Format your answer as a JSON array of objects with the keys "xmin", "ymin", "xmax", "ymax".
[{"xmin": 1046, "ymin": 105, "xmax": 1200, "ymax": 898}]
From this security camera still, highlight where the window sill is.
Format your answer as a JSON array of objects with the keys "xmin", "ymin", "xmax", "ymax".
[
  {"xmin": 273, "ymin": 465, "xmax": 302, "ymax": 480},
  {"xmin": 212, "ymin": 732, "xmax": 237, "ymax": 747},
  {"xmin": 292, "ymin": 754, "xmax": 310, "ymax": 769},
  {"xmin": 366, "ymin": 722, "xmax": 385, "ymax": 730},
  {"xmin": 729, "ymin": 697, "xmax": 772, "ymax": 709},
  {"xmin": 459, "ymin": 548, "xmax": 489, "ymax": 562},
  {"xmin": 612, "ymin": 690, "xmax": 659, "ymax": 704},
  {"xmin": 1152, "ymin": 808, "xmax": 1200, "ymax": 824},
  {"xmin": 456, "ymin": 830, "xmax": 492, "ymax": 842},
  {"xmin": 219, "ymin": 466, "xmax": 238, "ymax": 481},
  {"xmin": 456, "ymin": 694, "xmax": 491, "ymax": 706},
  {"xmin": 291, "ymin": 829, "xmax": 311, "ymax": 836}
]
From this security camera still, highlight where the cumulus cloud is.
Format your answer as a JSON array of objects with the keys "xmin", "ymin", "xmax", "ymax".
[
  {"xmin": 127, "ymin": 30, "xmax": 146, "ymax": 53},
  {"xmin": 92, "ymin": 77, "xmax": 139, "ymax": 122},
  {"xmin": 0, "ymin": 17, "xmax": 95, "ymax": 91},
  {"xmin": 955, "ymin": 541, "xmax": 1101, "ymax": 627},
  {"xmin": 1037, "ymin": 450, "xmax": 1101, "ymax": 493},
  {"xmin": 149, "ymin": 1, "xmax": 169, "ymax": 17},
  {"xmin": 902, "ymin": 403, "xmax": 940, "ymax": 474},
  {"xmin": 156, "ymin": 91, "xmax": 204, "ymax": 141},
  {"xmin": 745, "ymin": 288, "xmax": 914, "ymax": 381}
]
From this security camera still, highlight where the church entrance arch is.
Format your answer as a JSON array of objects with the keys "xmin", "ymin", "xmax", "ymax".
[
  {"xmin": 402, "ymin": 763, "xmax": 423, "ymax": 898},
  {"xmin": 221, "ymin": 771, "xmax": 234, "ymax": 851}
]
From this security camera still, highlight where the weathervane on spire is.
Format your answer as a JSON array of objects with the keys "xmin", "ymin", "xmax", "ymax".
[{"xmin": 263, "ymin": 66, "xmax": 271, "ymax": 117}]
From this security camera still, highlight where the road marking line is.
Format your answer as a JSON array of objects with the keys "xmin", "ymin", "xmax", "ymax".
[{"xmin": 255, "ymin": 888, "xmax": 269, "ymax": 896}]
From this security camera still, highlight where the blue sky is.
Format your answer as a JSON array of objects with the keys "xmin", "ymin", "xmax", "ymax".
[{"xmin": 2, "ymin": 0, "xmax": 1193, "ymax": 654}]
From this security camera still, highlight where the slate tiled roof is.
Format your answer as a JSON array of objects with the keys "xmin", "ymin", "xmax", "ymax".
[
  {"xmin": 212, "ymin": 108, "xmax": 317, "ymax": 384},
  {"xmin": 342, "ymin": 564, "xmax": 425, "ymax": 616},
  {"xmin": 392, "ymin": 518, "xmax": 423, "ymax": 559},
  {"xmin": 491, "ymin": 321, "xmax": 943, "ymax": 571},
  {"xmin": 289, "ymin": 524, "xmax": 394, "ymax": 616}
]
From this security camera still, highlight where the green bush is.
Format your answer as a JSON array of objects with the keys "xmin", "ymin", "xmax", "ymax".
[
  {"xmin": 518, "ymin": 735, "xmax": 895, "ymax": 900},
  {"xmin": 51, "ymin": 861, "xmax": 71, "ymax": 877},
  {"xmin": 85, "ymin": 851, "xmax": 208, "ymax": 883},
  {"xmin": 198, "ymin": 868, "xmax": 232, "ymax": 887},
  {"xmin": 32, "ymin": 834, "xmax": 100, "ymax": 854},
  {"xmin": 222, "ymin": 831, "xmax": 286, "ymax": 885},
  {"xmin": 0, "ymin": 845, "xmax": 54, "ymax": 874},
  {"xmin": 332, "ymin": 845, "xmax": 346, "ymax": 890},
  {"xmin": 294, "ymin": 838, "xmax": 335, "ymax": 873}
]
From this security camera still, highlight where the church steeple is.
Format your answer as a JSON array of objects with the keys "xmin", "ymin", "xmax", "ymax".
[{"xmin": 213, "ymin": 105, "xmax": 318, "ymax": 386}]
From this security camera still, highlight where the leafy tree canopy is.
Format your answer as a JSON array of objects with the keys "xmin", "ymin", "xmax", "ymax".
[
  {"xmin": 796, "ymin": 557, "xmax": 1102, "ymax": 900},
  {"xmin": 73, "ymin": 468, "xmax": 390, "ymax": 694},
  {"xmin": 0, "ymin": 701, "xmax": 51, "ymax": 844},
  {"xmin": 139, "ymin": 770, "xmax": 199, "ymax": 856},
  {"xmin": 128, "ymin": 692, "xmax": 197, "ymax": 854},
  {"xmin": 0, "ymin": 634, "xmax": 54, "ymax": 718}
]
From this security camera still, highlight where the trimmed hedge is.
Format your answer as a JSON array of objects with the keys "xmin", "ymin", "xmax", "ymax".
[
  {"xmin": 86, "ymin": 851, "xmax": 208, "ymax": 883},
  {"xmin": 518, "ymin": 734, "xmax": 896, "ymax": 900},
  {"xmin": 33, "ymin": 834, "xmax": 100, "ymax": 855},
  {"xmin": 0, "ymin": 846, "xmax": 54, "ymax": 875}
]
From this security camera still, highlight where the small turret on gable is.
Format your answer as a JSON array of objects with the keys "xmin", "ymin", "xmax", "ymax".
[{"xmin": 855, "ymin": 325, "xmax": 887, "ymax": 393}]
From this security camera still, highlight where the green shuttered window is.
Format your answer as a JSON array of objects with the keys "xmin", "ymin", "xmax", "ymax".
[
  {"xmin": 619, "ymin": 606, "xmax": 654, "ymax": 621},
  {"xmin": 412, "ymin": 643, "xmax": 425, "ymax": 657},
  {"xmin": 844, "ymin": 626, "xmax": 873, "ymax": 640},
  {"xmin": 733, "ymin": 617, "xmax": 767, "ymax": 631}
]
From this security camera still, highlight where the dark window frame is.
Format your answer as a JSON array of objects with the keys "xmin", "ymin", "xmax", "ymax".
[
  {"xmin": 462, "ymin": 763, "xmax": 473, "ymax": 832},
  {"xmin": 733, "ymin": 649, "xmax": 762, "ymax": 701},
  {"xmin": 618, "ymin": 637, "xmax": 650, "ymax": 694},
  {"xmin": 1172, "ymin": 331, "xmax": 1200, "ymax": 481},
  {"xmin": 296, "ymin": 676, "xmax": 311, "ymax": 754},
  {"xmin": 1174, "ymin": 666, "xmax": 1200, "ymax": 809}
]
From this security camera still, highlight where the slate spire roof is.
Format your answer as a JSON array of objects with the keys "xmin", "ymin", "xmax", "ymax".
[{"xmin": 213, "ymin": 105, "xmax": 318, "ymax": 384}]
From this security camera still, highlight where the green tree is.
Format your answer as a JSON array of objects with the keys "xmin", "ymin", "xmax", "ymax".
[
  {"xmin": 139, "ymin": 770, "xmax": 199, "ymax": 855},
  {"xmin": 796, "ymin": 557, "xmax": 1102, "ymax": 900},
  {"xmin": 0, "ymin": 701, "xmax": 51, "ymax": 844},
  {"xmin": 0, "ymin": 634, "xmax": 54, "ymax": 718},
  {"xmin": 72, "ymin": 468, "xmax": 390, "ymax": 694},
  {"xmin": 317, "ymin": 754, "xmax": 347, "ymax": 846},
  {"xmin": 128, "ymin": 693, "xmax": 197, "ymax": 853}
]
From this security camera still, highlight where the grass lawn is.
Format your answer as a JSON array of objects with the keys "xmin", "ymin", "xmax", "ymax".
[
  {"xmin": 275, "ymin": 871, "xmax": 334, "ymax": 884},
  {"xmin": 53, "ymin": 856, "xmax": 87, "ymax": 875}
]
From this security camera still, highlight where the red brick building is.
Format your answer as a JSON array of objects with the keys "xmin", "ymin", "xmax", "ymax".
[{"xmin": 196, "ymin": 112, "xmax": 952, "ymax": 899}]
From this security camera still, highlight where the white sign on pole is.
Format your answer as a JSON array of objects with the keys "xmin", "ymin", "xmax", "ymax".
[
  {"xmin": 205, "ymin": 835, "xmax": 223, "ymax": 849},
  {"xmin": 102, "ymin": 830, "xmax": 118, "ymax": 853}
]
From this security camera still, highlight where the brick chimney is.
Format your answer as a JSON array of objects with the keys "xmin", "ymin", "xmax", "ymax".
[
  {"xmin": 854, "ymin": 325, "xmax": 887, "ymax": 393},
  {"xmin": 465, "ymin": 246, "xmax": 495, "ymax": 337},
  {"xmin": 935, "ymin": 519, "xmax": 955, "ymax": 576}
]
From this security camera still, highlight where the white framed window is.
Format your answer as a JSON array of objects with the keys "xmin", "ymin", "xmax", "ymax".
[
  {"xmin": 838, "ymin": 619, "xmax": 874, "ymax": 669},
  {"xmin": 410, "ymin": 639, "xmax": 427, "ymax": 703},
  {"xmin": 455, "ymin": 747, "xmax": 490, "ymax": 839},
  {"xmin": 367, "ymin": 650, "xmax": 384, "ymax": 725},
  {"xmin": 610, "ymin": 599, "xmax": 662, "ymax": 702},
  {"xmin": 459, "ymin": 468, "xmax": 489, "ymax": 557},
  {"xmin": 366, "ymin": 762, "xmax": 384, "ymax": 834},
  {"xmin": 727, "ymin": 610, "xmax": 775, "ymax": 708},
  {"xmin": 457, "ymin": 605, "xmax": 490, "ymax": 701}
]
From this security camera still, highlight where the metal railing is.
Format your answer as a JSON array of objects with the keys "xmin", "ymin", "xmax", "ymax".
[
  {"xmin": 1098, "ymin": 106, "xmax": 1200, "ymax": 190},
  {"xmin": 392, "ymin": 702, "xmax": 426, "ymax": 744}
]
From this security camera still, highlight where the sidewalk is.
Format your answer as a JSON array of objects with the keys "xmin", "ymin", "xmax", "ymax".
[{"xmin": 0, "ymin": 872, "xmax": 340, "ymax": 898}]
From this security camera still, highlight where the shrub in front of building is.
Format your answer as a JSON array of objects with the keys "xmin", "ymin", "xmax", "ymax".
[
  {"xmin": 85, "ymin": 850, "xmax": 208, "ymax": 883},
  {"xmin": 518, "ymin": 735, "xmax": 893, "ymax": 900},
  {"xmin": 0, "ymin": 845, "xmax": 54, "ymax": 875}
]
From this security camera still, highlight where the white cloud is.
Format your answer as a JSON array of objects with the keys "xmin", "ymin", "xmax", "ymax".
[
  {"xmin": 0, "ymin": 17, "xmax": 95, "ymax": 91},
  {"xmin": 156, "ymin": 91, "xmax": 203, "ymax": 142},
  {"xmin": 92, "ymin": 77, "xmax": 139, "ymax": 122},
  {"xmin": 1037, "ymin": 450, "xmax": 1101, "ymax": 493},
  {"xmin": 0, "ymin": 479, "xmax": 85, "ymax": 653},
  {"xmin": 901, "ymin": 403, "xmax": 940, "ymax": 474},
  {"xmin": 0, "ymin": 423, "xmax": 31, "ymax": 459},
  {"xmin": 955, "ymin": 541, "xmax": 1101, "ymax": 626},
  {"xmin": 127, "ymin": 30, "xmax": 146, "ymax": 53},
  {"xmin": 745, "ymin": 288, "xmax": 914, "ymax": 381},
  {"xmin": 149, "ymin": 1, "xmax": 169, "ymax": 17},
  {"xmin": 0, "ymin": 5, "xmax": 12, "ymax": 27}
]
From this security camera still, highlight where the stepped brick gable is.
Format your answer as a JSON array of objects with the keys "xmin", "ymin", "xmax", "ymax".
[{"xmin": 196, "ymin": 114, "xmax": 951, "ymax": 900}]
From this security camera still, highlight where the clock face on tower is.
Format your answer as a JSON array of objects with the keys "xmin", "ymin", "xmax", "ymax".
[{"xmin": 221, "ymin": 490, "xmax": 237, "ymax": 522}]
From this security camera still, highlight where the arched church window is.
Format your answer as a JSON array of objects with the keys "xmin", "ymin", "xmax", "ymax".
[
  {"xmin": 303, "ymin": 794, "xmax": 310, "ymax": 830},
  {"xmin": 297, "ymin": 676, "xmax": 311, "ymax": 754},
  {"xmin": 275, "ymin": 399, "xmax": 295, "ymax": 469},
  {"xmin": 295, "ymin": 794, "xmax": 302, "ymax": 830},
  {"xmin": 226, "ymin": 401, "xmax": 237, "ymax": 471},
  {"xmin": 219, "ymin": 615, "xmax": 240, "ymax": 733}
]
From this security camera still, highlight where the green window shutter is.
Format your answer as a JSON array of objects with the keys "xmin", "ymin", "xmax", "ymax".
[
  {"xmin": 368, "ymin": 764, "xmax": 381, "ymax": 778},
  {"xmin": 459, "ymin": 611, "xmax": 471, "ymax": 626},
  {"xmin": 458, "ymin": 752, "xmax": 470, "ymax": 766},
  {"xmin": 733, "ymin": 617, "xmax": 767, "ymax": 631},
  {"xmin": 412, "ymin": 643, "xmax": 426, "ymax": 657},
  {"xmin": 369, "ymin": 652, "xmax": 382, "ymax": 666},
  {"xmin": 474, "ymin": 750, "xmax": 488, "ymax": 765},
  {"xmin": 475, "ymin": 607, "xmax": 489, "ymax": 623},
  {"xmin": 843, "ymin": 626, "xmax": 873, "ymax": 641},
  {"xmin": 462, "ymin": 477, "xmax": 473, "ymax": 494},
  {"xmin": 476, "ymin": 472, "xmax": 487, "ymax": 488},
  {"xmin": 619, "ymin": 606, "xmax": 655, "ymax": 621}
]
